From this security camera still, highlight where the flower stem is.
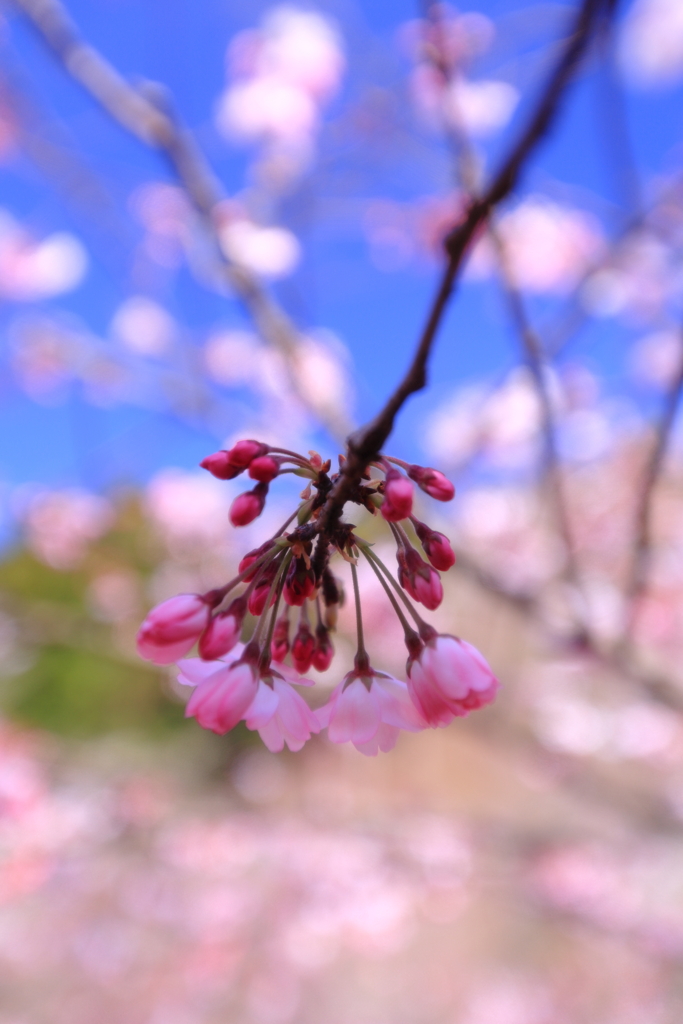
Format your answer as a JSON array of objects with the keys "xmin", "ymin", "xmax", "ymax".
[
  {"xmin": 258, "ymin": 553, "xmax": 292, "ymax": 671},
  {"xmin": 359, "ymin": 543, "xmax": 426, "ymax": 630},
  {"xmin": 253, "ymin": 550, "xmax": 292, "ymax": 647},
  {"xmin": 350, "ymin": 559, "xmax": 369, "ymax": 671},
  {"xmin": 359, "ymin": 546, "xmax": 420, "ymax": 650}
]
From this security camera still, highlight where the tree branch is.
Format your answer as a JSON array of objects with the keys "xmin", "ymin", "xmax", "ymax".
[
  {"xmin": 8, "ymin": 0, "xmax": 351, "ymax": 439},
  {"xmin": 319, "ymin": 0, "xmax": 616, "ymax": 527},
  {"xmin": 622, "ymin": 325, "xmax": 683, "ymax": 633}
]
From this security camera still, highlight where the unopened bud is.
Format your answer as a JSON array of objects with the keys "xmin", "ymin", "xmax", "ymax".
[
  {"xmin": 312, "ymin": 625, "xmax": 334, "ymax": 671},
  {"xmin": 283, "ymin": 557, "xmax": 316, "ymax": 606},
  {"xmin": 292, "ymin": 622, "xmax": 315, "ymax": 674},
  {"xmin": 408, "ymin": 465, "xmax": 455, "ymax": 502},
  {"xmin": 200, "ymin": 451, "xmax": 242, "ymax": 480},
  {"xmin": 198, "ymin": 599, "xmax": 245, "ymax": 659},
  {"xmin": 229, "ymin": 482, "xmax": 268, "ymax": 527},
  {"xmin": 271, "ymin": 614, "xmax": 291, "ymax": 663},
  {"xmin": 226, "ymin": 439, "xmax": 269, "ymax": 468},
  {"xmin": 397, "ymin": 546, "xmax": 443, "ymax": 611},
  {"xmin": 413, "ymin": 519, "xmax": 456, "ymax": 571},
  {"xmin": 381, "ymin": 469, "xmax": 414, "ymax": 522},
  {"xmin": 249, "ymin": 455, "xmax": 280, "ymax": 483}
]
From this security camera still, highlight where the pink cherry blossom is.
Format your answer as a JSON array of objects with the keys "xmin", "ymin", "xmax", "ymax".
[
  {"xmin": 316, "ymin": 673, "xmax": 426, "ymax": 756},
  {"xmin": 407, "ymin": 635, "xmax": 499, "ymax": 727},
  {"xmin": 200, "ymin": 450, "xmax": 242, "ymax": 480},
  {"xmin": 180, "ymin": 653, "xmax": 258, "ymax": 734},
  {"xmin": 136, "ymin": 594, "xmax": 210, "ymax": 665},
  {"xmin": 244, "ymin": 675, "xmax": 320, "ymax": 752}
]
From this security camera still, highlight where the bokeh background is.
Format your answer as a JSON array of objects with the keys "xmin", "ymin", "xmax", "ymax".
[{"xmin": 3, "ymin": 0, "xmax": 683, "ymax": 1020}]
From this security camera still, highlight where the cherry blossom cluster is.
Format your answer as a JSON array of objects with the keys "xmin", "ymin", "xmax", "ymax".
[{"xmin": 137, "ymin": 439, "xmax": 499, "ymax": 755}]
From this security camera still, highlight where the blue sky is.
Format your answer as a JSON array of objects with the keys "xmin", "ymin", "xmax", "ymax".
[{"xmin": 0, "ymin": 0, "xmax": 681, "ymax": 498}]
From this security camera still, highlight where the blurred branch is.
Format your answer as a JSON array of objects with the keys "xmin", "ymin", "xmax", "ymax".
[
  {"xmin": 320, "ymin": 0, "xmax": 616, "ymax": 527},
  {"xmin": 622, "ymin": 327, "xmax": 683, "ymax": 633},
  {"xmin": 421, "ymin": 1, "xmax": 586, "ymax": 626},
  {"xmin": 8, "ymin": 0, "xmax": 351, "ymax": 440},
  {"xmin": 455, "ymin": 549, "xmax": 683, "ymax": 715}
]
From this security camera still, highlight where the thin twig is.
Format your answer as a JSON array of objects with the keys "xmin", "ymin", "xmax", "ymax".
[
  {"xmin": 318, "ymin": 0, "xmax": 616, "ymax": 529},
  {"xmin": 8, "ymin": 0, "xmax": 351, "ymax": 439}
]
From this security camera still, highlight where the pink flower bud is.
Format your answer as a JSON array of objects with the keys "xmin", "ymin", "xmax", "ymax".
[
  {"xmin": 226, "ymin": 439, "xmax": 269, "ymax": 468},
  {"xmin": 408, "ymin": 465, "xmax": 455, "ymax": 502},
  {"xmin": 283, "ymin": 557, "xmax": 316, "ymax": 606},
  {"xmin": 413, "ymin": 520, "xmax": 456, "ymax": 571},
  {"xmin": 407, "ymin": 634, "xmax": 499, "ymax": 727},
  {"xmin": 381, "ymin": 469, "xmax": 414, "ymax": 522},
  {"xmin": 292, "ymin": 622, "xmax": 315, "ymax": 674},
  {"xmin": 398, "ymin": 547, "xmax": 443, "ymax": 611},
  {"xmin": 229, "ymin": 482, "xmax": 268, "ymax": 527},
  {"xmin": 422, "ymin": 531, "xmax": 455, "ymax": 571},
  {"xmin": 312, "ymin": 626, "xmax": 334, "ymax": 671},
  {"xmin": 271, "ymin": 614, "xmax": 290, "ymax": 663},
  {"xmin": 137, "ymin": 593, "xmax": 209, "ymax": 665},
  {"xmin": 200, "ymin": 450, "xmax": 244, "ymax": 480},
  {"xmin": 248, "ymin": 455, "xmax": 280, "ymax": 483},
  {"xmin": 198, "ymin": 601, "xmax": 244, "ymax": 660}
]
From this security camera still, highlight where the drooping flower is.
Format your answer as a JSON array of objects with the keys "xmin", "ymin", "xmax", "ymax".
[
  {"xmin": 316, "ymin": 670, "xmax": 426, "ymax": 755},
  {"xmin": 180, "ymin": 651, "xmax": 259, "ymax": 734},
  {"xmin": 179, "ymin": 648, "xmax": 319, "ymax": 751},
  {"xmin": 407, "ymin": 633, "xmax": 499, "ymax": 727},
  {"xmin": 244, "ymin": 671, "xmax": 320, "ymax": 752},
  {"xmin": 137, "ymin": 593, "xmax": 210, "ymax": 664}
]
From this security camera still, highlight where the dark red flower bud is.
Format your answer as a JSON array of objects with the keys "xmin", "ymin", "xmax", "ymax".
[
  {"xmin": 407, "ymin": 465, "xmax": 455, "ymax": 502},
  {"xmin": 312, "ymin": 625, "xmax": 334, "ymax": 671},
  {"xmin": 248, "ymin": 455, "xmax": 280, "ymax": 483},
  {"xmin": 283, "ymin": 557, "xmax": 316, "ymax": 607},
  {"xmin": 381, "ymin": 469, "xmax": 414, "ymax": 522},
  {"xmin": 248, "ymin": 581, "xmax": 275, "ymax": 616},
  {"xmin": 229, "ymin": 482, "xmax": 268, "ymax": 527},
  {"xmin": 271, "ymin": 614, "xmax": 290, "ymax": 663},
  {"xmin": 291, "ymin": 622, "xmax": 315, "ymax": 674}
]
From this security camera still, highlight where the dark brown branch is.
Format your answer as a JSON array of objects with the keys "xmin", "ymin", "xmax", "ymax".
[
  {"xmin": 8, "ymin": 0, "xmax": 351, "ymax": 439},
  {"xmin": 319, "ymin": 0, "xmax": 616, "ymax": 529}
]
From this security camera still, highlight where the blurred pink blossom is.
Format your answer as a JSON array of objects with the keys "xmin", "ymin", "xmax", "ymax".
[
  {"xmin": 469, "ymin": 197, "xmax": 605, "ymax": 294},
  {"xmin": 217, "ymin": 7, "xmax": 344, "ymax": 149},
  {"xmin": 0, "ymin": 210, "xmax": 87, "ymax": 301},
  {"xmin": 20, "ymin": 488, "xmax": 114, "ymax": 569},
  {"xmin": 619, "ymin": 0, "xmax": 683, "ymax": 87}
]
